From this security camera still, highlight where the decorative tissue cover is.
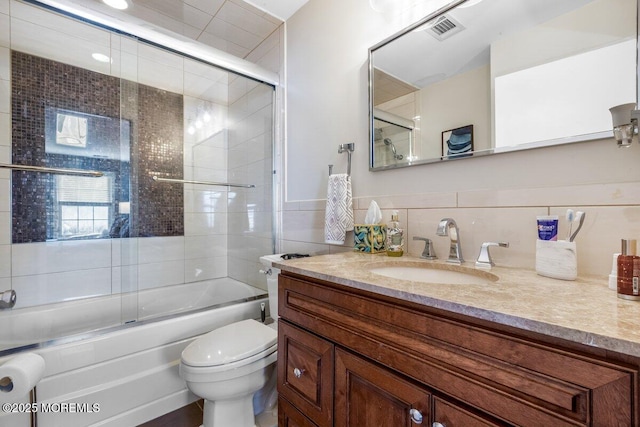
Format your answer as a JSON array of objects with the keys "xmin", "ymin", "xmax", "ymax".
[{"xmin": 354, "ymin": 224, "xmax": 386, "ymax": 253}]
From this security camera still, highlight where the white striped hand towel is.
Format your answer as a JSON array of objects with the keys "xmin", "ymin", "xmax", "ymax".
[{"xmin": 324, "ymin": 174, "xmax": 354, "ymax": 245}]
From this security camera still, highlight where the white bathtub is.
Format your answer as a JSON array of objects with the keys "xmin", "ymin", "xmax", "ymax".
[{"xmin": 0, "ymin": 278, "xmax": 268, "ymax": 427}]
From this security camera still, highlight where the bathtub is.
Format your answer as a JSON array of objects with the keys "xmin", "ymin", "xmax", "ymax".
[{"xmin": 0, "ymin": 278, "xmax": 268, "ymax": 427}]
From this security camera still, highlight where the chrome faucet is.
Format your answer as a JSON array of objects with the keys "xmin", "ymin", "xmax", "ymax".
[
  {"xmin": 475, "ymin": 242, "xmax": 509, "ymax": 269},
  {"xmin": 412, "ymin": 236, "xmax": 437, "ymax": 260},
  {"xmin": 436, "ymin": 218, "xmax": 463, "ymax": 264},
  {"xmin": 0, "ymin": 290, "xmax": 16, "ymax": 309}
]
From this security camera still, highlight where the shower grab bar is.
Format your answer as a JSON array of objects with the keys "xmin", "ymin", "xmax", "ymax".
[
  {"xmin": 0, "ymin": 163, "xmax": 103, "ymax": 177},
  {"xmin": 151, "ymin": 176, "xmax": 255, "ymax": 188},
  {"xmin": 329, "ymin": 143, "xmax": 355, "ymax": 176}
]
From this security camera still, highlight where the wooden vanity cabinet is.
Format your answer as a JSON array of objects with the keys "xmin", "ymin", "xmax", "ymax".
[{"xmin": 277, "ymin": 271, "xmax": 638, "ymax": 427}]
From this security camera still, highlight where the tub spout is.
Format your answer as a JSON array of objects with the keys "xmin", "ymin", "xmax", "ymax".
[{"xmin": 0, "ymin": 290, "xmax": 16, "ymax": 309}]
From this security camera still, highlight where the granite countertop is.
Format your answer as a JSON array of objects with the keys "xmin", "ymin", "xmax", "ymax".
[{"xmin": 274, "ymin": 252, "xmax": 640, "ymax": 358}]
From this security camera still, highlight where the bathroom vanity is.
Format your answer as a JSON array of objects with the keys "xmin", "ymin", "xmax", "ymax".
[{"xmin": 275, "ymin": 253, "xmax": 640, "ymax": 426}]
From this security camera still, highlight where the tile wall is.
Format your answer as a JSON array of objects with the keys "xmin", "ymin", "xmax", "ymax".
[
  {"xmin": 11, "ymin": 51, "xmax": 185, "ymax": 242},
  {"xmin": 281, "ymin": 181, "xmax": 640, "ymax": 280},
  {"xmin": 0, "ymin": 0, "xmax": 278, "ymax": 310}
]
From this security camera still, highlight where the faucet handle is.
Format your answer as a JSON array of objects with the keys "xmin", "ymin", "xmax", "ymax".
[
  {"xmin": 413, "ymin": 236, "xmax": 437, "ymax": 260},
  {"xmin": 475, "ymin": 242, "xmax": 509, "ymax": 269},
  {"xmin": 0, "ymin": 289, "xmax": 16, "ymax": 309}
]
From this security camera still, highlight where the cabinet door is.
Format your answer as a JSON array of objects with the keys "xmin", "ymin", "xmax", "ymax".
[
  {"xmin": 278, "ymin": 396, "xmax": 319, "ymax": 427},
  {"xmin": 335, "ymin": 348, "xmax": 430, "ymax": 427},
  {"xmin": 278, "ymin": 321, "xmax": 334, "ymax": 427},
  {"xmin": 433, "ymin": 396, "xmax": 503, "ymax": 427}
]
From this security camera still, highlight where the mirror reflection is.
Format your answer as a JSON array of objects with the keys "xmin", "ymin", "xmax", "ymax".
[{"xmin": 369, "ymin": 0, "xmax": 637, "ymax": 170}]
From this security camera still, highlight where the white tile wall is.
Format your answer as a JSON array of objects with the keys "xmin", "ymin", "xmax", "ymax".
[
  {"xmin": 12, "ymin": 268, "xmax": 112, "ymax": 308},
  {"xmin": 0, "ymin": 46, "xmax": 8, "ymax": 81},
  {"xmin": 185, "ymin": 234, "xmax": 228, "ymax": 259},
  {"xmin": 0, "ymin": 212, "xmax": 9, "ymax": 245},
  {"xmin": 137, "ymin": 236, "xmax": 185, "ymax": 264},
  {"xmin": 280, "ymin": 182, "xmax": 640, "ymax": 279},
  {"xmin": 12, "ymin": 240, "xmax": 112, "ymax": 276},
  {"xmin": 184, "ymin": 188, "xmax": 227, "ymax": 213},
  {"xmin": 184, "ymin": 212, "xmax": 228, "ymax": 235},
  {"xmin": 138, "ymin": 259, "xmax": 185, "ymax": 290},
  {"xmin": 0, "ymin": 76, "xmax": 8, "ymax": 115},
  {"xmin": 184, "ymin": 255, "xmax": 227, "ymax": 282},
  {"xmin": 184, "ymin": 71, "xmax": 229, "ymax": 104},
  {"xmin": 137, "ymin": 57, "xmax": 185, "ymax": 94},
  {"xmin": 0, "ymin": 244, "xmax": 10, "ymax": 278}
]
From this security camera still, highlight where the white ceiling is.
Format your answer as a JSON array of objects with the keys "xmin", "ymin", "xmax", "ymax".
[
  {"xmin": 83, "ymin": 0, "xmax": 308, "ymax": 59},
  {"xmin": 244, "ymin": 0, "xmax": 309, "ymax": 20}
]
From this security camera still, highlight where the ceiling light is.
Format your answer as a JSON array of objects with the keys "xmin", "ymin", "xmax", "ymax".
[
  {"xmin": 91, "ymin": 53, "xmax": 112, "ymax": 63},
  {"xmin": 102, "ymin": 0, "xmax": 129, "ymax": 10}
]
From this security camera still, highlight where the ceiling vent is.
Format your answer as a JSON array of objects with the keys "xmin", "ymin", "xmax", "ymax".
[{"xmin": 427, "ymin": 14, "xmax": 464, "ymax": 41}]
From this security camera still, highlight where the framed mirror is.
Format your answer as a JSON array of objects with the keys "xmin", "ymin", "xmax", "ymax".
[{"xmin": 369, "ymin": 0, "xmax": 637, "ymax": 171}]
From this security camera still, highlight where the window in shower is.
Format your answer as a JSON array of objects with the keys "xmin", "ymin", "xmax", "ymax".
[
  {"xmin": 43, "ymin": 107, "xmax": 128, "ymax": 241},
  {"xmin": 56, "ymin": 174, "xmax": 114, "ymax": 239}
]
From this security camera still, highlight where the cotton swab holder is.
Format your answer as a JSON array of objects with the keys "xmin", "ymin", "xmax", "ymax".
[{"xmin": 535, "ymin": 239, "xmax": 577, "ymax": 281}]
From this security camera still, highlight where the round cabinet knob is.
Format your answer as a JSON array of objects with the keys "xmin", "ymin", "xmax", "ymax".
[
  {"xmin": 432, "ymin": 422, "xmax": 446, "ymax": 427},
  {"xmin": 409, "ymin": 408, "xmax": 423, "ymax": 424},
  {"xmin": 293, "ymin": 368, "xmax": 305, "ymax": 378}
]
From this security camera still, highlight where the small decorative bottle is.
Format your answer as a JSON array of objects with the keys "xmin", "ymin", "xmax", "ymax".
[
  {"xmin": 386, "ymin": 211, "xmax": 404, "ymax": 257},
  {"xmin": 617, "ymin": 239, "xmax": 640, "ymax": 300}
]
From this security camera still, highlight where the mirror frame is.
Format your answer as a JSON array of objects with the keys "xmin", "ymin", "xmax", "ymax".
[{"xmin": 368, "ymin": 0, "xmax": 637, "ymax": 171}]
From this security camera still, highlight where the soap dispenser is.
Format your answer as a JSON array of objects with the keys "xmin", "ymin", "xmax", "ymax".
[{"xmin": 386, "ymin": 211, "xmax": 404, "ymax": 257}]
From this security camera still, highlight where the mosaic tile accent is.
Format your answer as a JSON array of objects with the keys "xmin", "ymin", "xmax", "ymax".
[
  {"xmin": 11, "ymin": 51, "xmax": 184, "ymax": 242},
  {"xmin": 123, "ymin": 81, "xmax": 184, "ymax": 238}
]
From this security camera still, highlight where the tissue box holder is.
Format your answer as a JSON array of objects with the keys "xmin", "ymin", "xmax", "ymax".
[
  {"xmin": 535, "ymin": 240, "xmax": 577, "ymax": 281},
  {"xmin": 354, "ymin": 224, "xmax": 386, "ymax": 253}
]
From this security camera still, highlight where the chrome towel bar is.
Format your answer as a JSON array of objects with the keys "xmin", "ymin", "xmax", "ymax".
[
  {"xmin": 328, "ymin": 142, "xmax": 354, "ymax": 176},
  {"xmin": 0, "ymin": 163, "xmax": 103, "ymax": 177},
  {"xmin": 151, "ymin": 176, "xmax": 255, "ymax": 188}
]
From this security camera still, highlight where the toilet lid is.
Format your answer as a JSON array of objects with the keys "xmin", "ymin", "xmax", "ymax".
[{"xmin": 181, "ymin": 319, "xmax": 277, "ymax": 367}]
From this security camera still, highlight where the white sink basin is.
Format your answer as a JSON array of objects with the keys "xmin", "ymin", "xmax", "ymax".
[{"xmin": 368, "ymin": 264, "xmax": 498, "ymax": 285}]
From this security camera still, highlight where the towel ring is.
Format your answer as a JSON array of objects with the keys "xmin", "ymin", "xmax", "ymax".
[{"xmin": 329, "ymin": 143, "xmax": 354, "ymax": 176}]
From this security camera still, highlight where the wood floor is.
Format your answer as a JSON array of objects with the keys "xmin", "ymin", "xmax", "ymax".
[
  {"xmin": 138, "ymin": 399, "xmax": 278, "ymax": 427},
  {"xmin": 138, "ymin": 400, "xmax": 203, "ymax": 427}
]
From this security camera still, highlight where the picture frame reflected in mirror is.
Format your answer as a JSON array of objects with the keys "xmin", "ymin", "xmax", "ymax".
[{"xmin": 442, "ymin": 125, "xmax": 473, "ymax": 159}]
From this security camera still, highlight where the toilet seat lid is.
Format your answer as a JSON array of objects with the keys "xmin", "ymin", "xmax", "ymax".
[{"xmin": 181, "ymin": 319, "xmax": 277, "ymax": 367}]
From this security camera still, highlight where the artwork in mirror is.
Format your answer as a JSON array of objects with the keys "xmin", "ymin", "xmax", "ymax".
[
  {"xmin": 442, "ymin": 125, "xmax": 473, "ymax": 159},
  {"xmin": 369, "ymin": 0, "xmax": 637, "ymax": 170}
]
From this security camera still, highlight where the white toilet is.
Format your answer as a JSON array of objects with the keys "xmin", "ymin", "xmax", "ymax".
[{"xmin": 179, "ymin": 254, "xmax": 284, "ymax": 427}]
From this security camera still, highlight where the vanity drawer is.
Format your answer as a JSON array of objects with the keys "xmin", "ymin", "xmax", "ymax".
[
  {"xmin": 280, "ymin": 273, "xmax": 635, "ymax": 426},
  {"xmin": 278, "ymin": 320, "xmax": 334, "ymax": 427},
  {"xmin": 433, "ymin": 396, "xmax": 501, "ymax": 427}
]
